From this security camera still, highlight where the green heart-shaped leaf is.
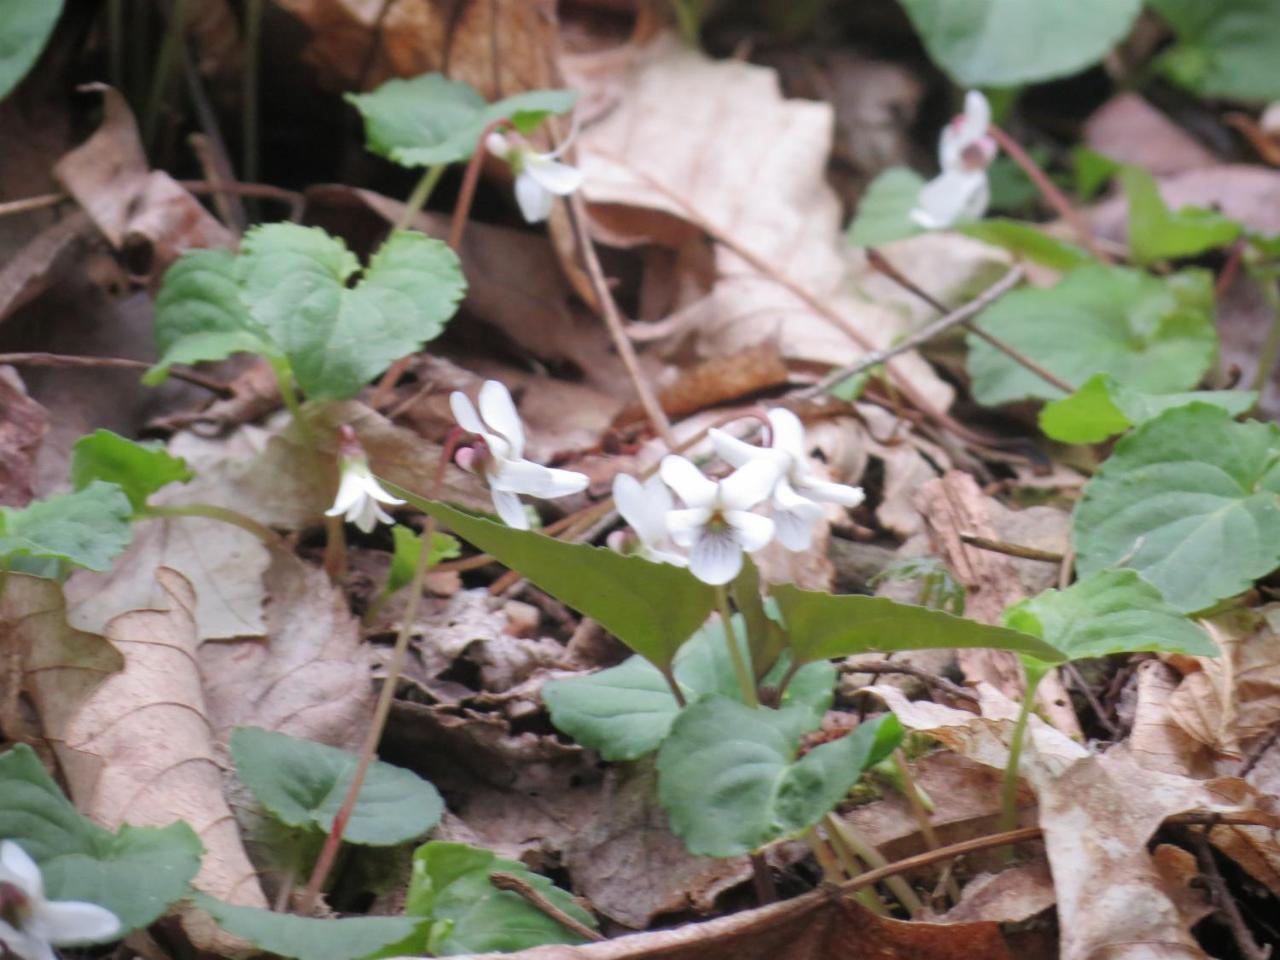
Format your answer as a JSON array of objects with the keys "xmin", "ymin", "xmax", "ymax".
[
  {"xmin": 846, "ymin": 166, "xmax": 924, "ymax": 247},
  {"xmin": 0, "ymin": 481, "xmax": 133, "ymax": 573},
  {"xmin": 1122, "ymin": 167, "xmax": 1241, "ymax": 266},
  {"xmin": 71, "ymin": 430, "xmax": 193, "ymax": 512}
]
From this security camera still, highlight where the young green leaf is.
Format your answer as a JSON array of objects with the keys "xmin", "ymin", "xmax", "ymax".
[
  {"xmin": 1072, "ymin": 147, "xmax": 1121, "ymax": 202},
  {"xmin": 0, "ymin": 481, "xmax": 133, "ymax": 573},
  {"xmin": 386, "ymin": 524, "xmax": 461, "ymax": 595},
  {"xmin": 347, "ymin": 73, "xmax": 577, "ymax": 168},
  {"xmin": 957, "ymin": 219, "xmax": 1093, "ymax": 271},
  {"xmin": 193, "ymin": 892, "xmax": 428, "ymax": 960},
  {"xmin": 238, "ymin": 225, "xmax": 465, "ymax": 400},
  {"xmin": 1121, "ymin": 167, "xmax": 1241, "ymax": 266},
  {"xmin": 896, "ymin": 0, "xmax": 1142, "ymax": 87},
  {"xmin": 0, "ymin": 0, "xmax": 65, "ymax": 100},
  {"xmin": 0, "ymin": 744, "xmax": 201, "ymax": 932},
  {"xmin": 543, "ymin": 617, "xmax": 835, "ymax": 761},
  {"xmin": 1003, "ymin": 569, "xmax": 1218, "ymax": 664},
  {"xmin": 1074, "ymin": 404, "xmax": 1280, "ymax": 613},
  {"xmin": 845, "ymin": 167, "xmax": 924, "ymax": 247},
  {"xmin": 1039, "ymin": 373, "xmax": 1257, "ymax": 444},
  {"xmin": 966, "ymin": 265, "xmax": 1218, "ymax": 405},
  {"xmin": 771, "ymin": 583, "xmax": 1064, "ymax": 665},
  {"xmin": 1147, "ymin": 0, "xmax": 1280, "ymax": 102},
  {"xmin": 657, "ymin": 701, "xmax": 901, "ymax": 856},
  {"xmin": 70, "ymin": 430, "xmax": 193, "ymax": 511},
  {"xmin": 230, "ymin": 727, "xmax": 442, "ymax": 846},
  {"xmin": 387, "ymin": 490, "xmax": 716, "ymax": 673},
  {"xmin": 404, "ymin": 842, "xmax": 596, "ymax": 955}
]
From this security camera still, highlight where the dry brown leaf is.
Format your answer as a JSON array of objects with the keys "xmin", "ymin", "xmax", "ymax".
[
  {"xmin": 1210, "ymin": 737, "xmax": 1280, "ymax": 897},
  {"xmin": 199, "ymin": 552, "xmax": 373, "ymax": 751},
  {"xmin": 0, "ymin": 211, "xmax": 94, "ymax": 322},
  {"xmin": 429, "ymin": 893, "xmax": 1015, "ymax": 960},
  {"xmin": 1168, "ymin": 606, "xmax": 1280, "ymax": 760},
  {"xmin": 1126, "ymin": 659, "xmax": 1217, "ymax": 779},
  {"xmin": 31, "ymin": 569, "xmax": 267, "ymax": 926},
  {"xmin": 570, "ymin": 36, "xmax": 954, "ymax": 410},
  {"xmin": 65, "ymin": 515, "xmax": 271, "ymax": 641},
  {"xmin": 53, "ymin": 85, "xmax": 233, "ymax": 276},
  {"xmin": 1084, "ymin": 93, "xmax": 1217, "ymax": 177},
  {"xmin": 0, "ymin": 367, "xmax": 47, "ymax": 506},
  {"xmin": 274, "ymin": 0, "xmax": 558, "ymax": 96},
  {"xmin": 930, "ymin": 862, "xmax": 1055, "ymax": 924}
]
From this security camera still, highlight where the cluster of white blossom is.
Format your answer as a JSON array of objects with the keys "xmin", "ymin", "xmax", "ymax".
[
  {"xmin": 911, "ymin": 90, "xmax": 997, "ymax": 230},
  {"xmin": 0, "ymin": 841, "xmax": 120, "ymax": 960}
]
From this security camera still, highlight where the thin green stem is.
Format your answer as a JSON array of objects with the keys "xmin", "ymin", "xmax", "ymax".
[
  {"xmin": 143, "ymin": 503, "xmax": 283, "ymax": 549},
  {"xmin": 999, "ymin": 662, "xmax": 1048, "ymax": 835},
  {"xmin": 819, "ymin": 818, "xmax": 887, "ymax": 915},
  {"xmin": 395, "ymin": 164, "xmax": 447, "ymax": 232},
  {"xmin": 716, "ymin": 586, "xmax": 757, "ymax": 708},
  {"xmin": 242, "ymin": 0, "xmax": 264, "ymax": 198},
  {"xmin": 661, "ymin": 666, "xmax": 688, "ymax": 708},
  {"xmin": 144, "ymin": 0, "xmax": 191, "ymax": 152},
  {"xmin": 298, "ymin": 516, "xmax": 439, "ymax": 914},
  {"xmin": 824, "ymin": 813, "xmax": 924, "ymax": 917}
]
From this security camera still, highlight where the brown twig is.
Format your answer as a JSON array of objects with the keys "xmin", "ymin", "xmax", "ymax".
[
  {"xmin": 449, "ymin": 116, "xmax": 510, "ymax": 250},
  {"xmin": 0, "ymin": 352, "xmax": 231, "ymax": 395},
  {"xmin": 489, "ymin": 872, "xmax": 604, "ymax": 942},
  {"xmin": 0, "ymin": 193, "xmax": 68, "ymax": 218},
  {"xmin": 958, "ymin": 533, "xmax": 1063, "ymax": 564},
  {"xmin": 865, "ymin": 248, "xmax": 1073, "ymax": 396},
  {"xmin": 0, "ymin": 180, "xmax": 303, "ymax": 223},
  {"xmin": 749, "ymin": 852, "xmax": 778, "ymax": 906},
  {"xmin": 1185, "ymin": 824, "xmax": 1272, "ymax": 960},
  {"xmin": 986, "ymin": 125, "xmax": 1109, "ymax": 263},
  {"xmin": 840, "ymin": 661, "xmax": 978, "ymax": 705},
  {"xmin": 796, "ymin": 267, "xmax": 1025, "ymax": 401},
  {"xmin": 1062, "ymin": 662, "xmax": 1119, "ymax": 739}
]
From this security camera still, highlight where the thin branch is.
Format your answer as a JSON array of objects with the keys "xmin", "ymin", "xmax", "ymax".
[
  {"xmin": 0, "ymin": 352, "xmax": 230, "ymax": 395},
  {"xmin": 796, "ymin": 267, "xmax": 1024, "ymax": 401},
  {"xmin": 1186, "ymin": 824, "xmax": 1272, "ymax": 960},
  {"xmin": 840, "ymin": 661, "xmax": 978, "ymax": 705},
  {"xmin": 0, "ymin": 193, "xmax": 67, "ymax": 218},
  {"xmin": 865, "ymin": 248, "xmax": 1073, "ymax": 396},
  {"xmin": 958, "ymin": 533, "xmax": 1063, "ymax": 564},
  {"xmin": 489, "ymin": 872, "xmax": 604, "ymax": 942}
]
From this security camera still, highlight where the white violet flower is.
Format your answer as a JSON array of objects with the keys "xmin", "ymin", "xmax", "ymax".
[
  {"xmin": 450, "ymin": 379, "xmax": 589, "ymax": 530},
  {"xmin": 326, "ymin": 426, "xmax": 404, "ymax": 533},
  {"xmin": 911, "ymin": 90, "xmax": 998, "ymax": 230},
  {"xmin": 611, "ymin": 473, "xmax": 687, "ymax": 566},
  {"xmin": 0, "ymin": 840, "xmax": 121, "ymax": 960},
  {"xmin": 485, "ymin": 129, "xmax": 584, "ymax": 224},
  {"xmin": 660, "ymin": 455, "xmax": 778, "ymax": 586},
  {"xmin": 711, "ymin": 408, "xmax": 865, "ymax": 551}
]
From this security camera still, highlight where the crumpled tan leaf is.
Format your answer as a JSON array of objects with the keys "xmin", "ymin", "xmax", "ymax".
[{"xmin": 0, "ymin": 367, "xmax": 47, "ymax": 507}]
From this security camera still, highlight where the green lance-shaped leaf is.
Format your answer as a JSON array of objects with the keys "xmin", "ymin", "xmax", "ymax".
[
  {"xmin": 1073, "ymin": 403, "xmax": 1280, "ymax": 613},
  {"xmin": 1003, "ymin": 569, "xmax": 1218, "ymax": 665},
  {"xmin": 347, "ymin": 73, "xmax": 577, "ymax": 168},
  {"xmin": 1039, "ymin": 372, "xmax": 1257, "ymax": 444},
  {"xmin": 193, "ymin": 892, "xmax": 428, "ymax": 960},
  {"xmin": 0, "ymin": 744, "xmax": 202, "ymax": 933},
  {"xmin": 896, "ymin": 0, "xmax": 1143, "ymax": 87},
  {"xmin": 1121, "ymin": 167, "xmax": 1241, "ymax": 267},
  {"xmin": 657, "ymin": 701, "xmax": 902, "ymax": 857},
  {"xmin": 230, "ymin": 727, "xmax": 443, "ymax": 846},
  {"xmin": 771, "ymin": 583, "xmax": 1064, "ymax": 666},
  {"xmin": 0, "ymin": 481, "xmax": 133, "ymax": 574},
  {"xmin": 846, "ymin": 166, "xmax": 925, "ymax": 247},
  {"xmin": 1147, "ymin": 0, "xmax": 1280, "ymax": 103},
  {"xmin": 400, "ymin": 841, "xmax": 597, "ymax": 956},
  {"xmin": 966, "ymin": 264, "xmax": 1218, "ymax": 406},
  {"xmin": 957, "ymin": 219, "xmax": 1093, "ymax": 271},
  {"xmin": 70, "ymin": 430, "xmax": 193, "ymax": 512},
  {"xmin": 388, "ymin": 490, "xmax": 716, "ymax": 674},
  {"xmin": 543, "ymin": 616, "xmax": 835, "ymax": 761},
  {"xmin": 386, "ymin": 525, "xmax": 461, "ymax": 596},
  {"xmin": 238, "ymin": 225, "xmax": 466, "ymax": 400},
  {"xmin": 0, "ymin": 0, "xmax": 65, "ymax": 101}
]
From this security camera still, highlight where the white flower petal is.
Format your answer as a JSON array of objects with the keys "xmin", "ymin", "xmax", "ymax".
[
  {"xmin": 911, "ymin": 169, "xmax": 988, "ymax": 229},
  {"xmin": 766, "ymin": 408, "xmax": 807, "ymax": 463},
  {"xmin": 450, "ymin": 390, "xmax": 487, "ymax": 436},
  {"xmin": 38, "ymin": 901, "xmax": 120, "ymax": 945},
  {"xmin": 0, "ymin": 919, "xmax": 38, "ymax": 960},
  {"xmin": 660, "ymin": 456, "xmax": 718, "ymax": 508},
  {"xmin": 613, "ymin": 474, "xmax": 670, "ymax": 547},
  {"xmin": 688, "ymin": 530, "xmax": 743, "ymax": 585},
  {"xmin": 959, "ymin": 90, "xmax": 992, "ymax": 145},
  {"xmin": 772, "ymin": 508, "xmax": 815, "ymax": 551},
  {"xmin": 362, "ymin": 473, "xmax": 405, "ymax": 507},
  {"xmin": 666, "ymin": 507, "xmax": 712, "ymax": 546},
  {"xmin": 724, "ymin": 510, "xmax": 776, "ymax": 552},
  {"xmin": 325, "ymin": 471, "xmax": 364, "ymax": 517},
  {"xmin": 490, "ymin": 458, "xmax": 587, "ymax": 498},
  {"xmin": 524, "ymin": 155, "xmax": 584, "ymax": 195},
  {"xmin": 477, "ymin": 380, "xmax": 525, "ymax": 457},
  {"xmin": 491, "ymin": 489, "xmax": 529, "ymax": 529},
  {"xmin": 0, "ymin": 842, "xmax": 42, "ymax": 899},
  {"xmin": 514, "ymin": 172, "xmax": 554, "ymax": 223},
  {"xmin": 485, "ymin": 131, "xmax": 511, "ymax": 159},
  {"xmin": 708, "ymin": 428, "xmax": 760, "ymax": 468},
  {"xmin": 797, "ymin": 477, "xmax": 866, "ymax": 508},
  {"xmin": 719, "ymin": 459, "xmax": 781, "ymax": 511}
]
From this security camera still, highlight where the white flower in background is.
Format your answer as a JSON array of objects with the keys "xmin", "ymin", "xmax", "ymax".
[
  {"xmin": 660, "ymin": 455, "xmax": 778, "ymax": 585},
  {"xmin": 485, "ymin": 130, "xmax": 584, "ymax": 224},
  {"xmin": 711, "ymin": 408, "xmax": 865, "ymax": 551},
  {"xmin": 911, "ymin": 90, "xmax": 998, "ymax": 230},
  {"xmin": 327, "ymin": 426, "xmax": 404, "ymax": 533},
  {"xmin": 0, "ymin": 840, "xmax": 121, "ymax": 960},
  {"xmin": 450, "ymin": 380, "xmax": 589, "ymax": 530},
  {"xmin": 611, "ymin": 473, "xmax": 687, "ymax": 566}
]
